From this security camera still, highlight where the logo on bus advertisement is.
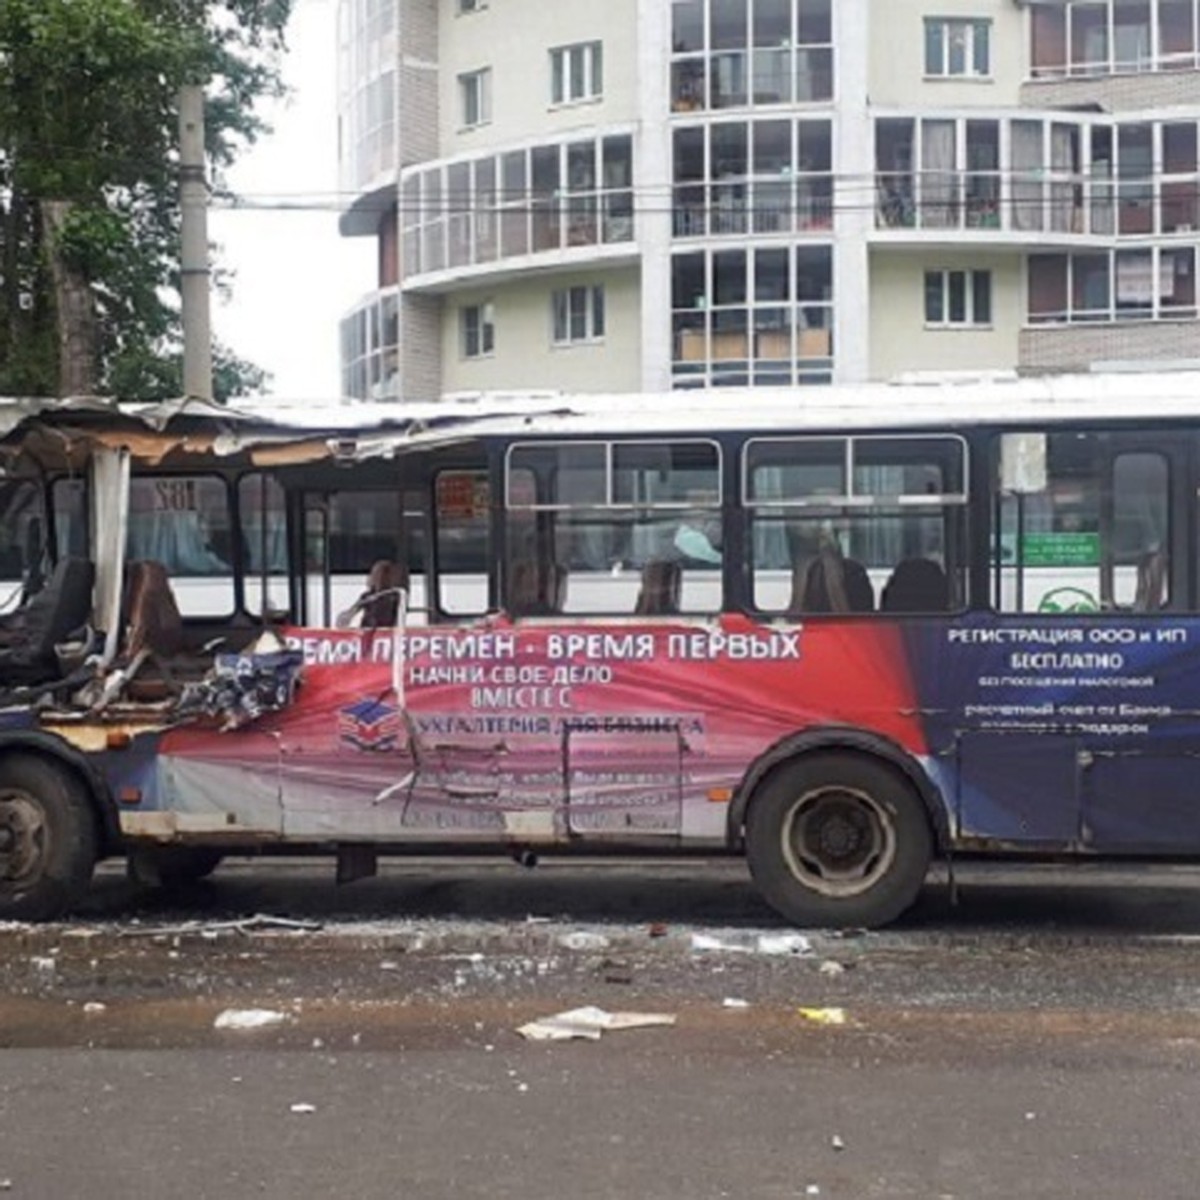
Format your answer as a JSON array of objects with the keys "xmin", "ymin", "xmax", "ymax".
[{"xmin": 338, "ymin": 698, "xmax": 403, "ymax": 752}]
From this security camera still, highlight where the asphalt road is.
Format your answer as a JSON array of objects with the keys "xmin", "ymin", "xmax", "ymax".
[{"xmin": 3, "ymin": 858, "xmax": 1200, "ymax": 1199}]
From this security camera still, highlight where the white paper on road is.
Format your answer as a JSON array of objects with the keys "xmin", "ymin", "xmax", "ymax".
[
  {"xmin": 516, "ymin": 1006, "xmax": 677, "ymax": 1042},
  {"xmin": 690, "ymin": 931, "xmax": 812, "ymax": 956},
  {"xmin": 213, "ymin": 1008, "xmax": 291, "ymax": 1030}
]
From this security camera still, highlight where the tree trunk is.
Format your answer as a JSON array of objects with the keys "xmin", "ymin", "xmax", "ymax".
[{"xmin": 40, "ymin": 199, "xmax": 98, "ymax": 397}]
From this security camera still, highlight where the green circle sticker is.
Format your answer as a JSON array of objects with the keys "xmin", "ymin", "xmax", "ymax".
[{"xmin": 1037, "ymin": 587, "xmax": 1100, "ymax": 615}]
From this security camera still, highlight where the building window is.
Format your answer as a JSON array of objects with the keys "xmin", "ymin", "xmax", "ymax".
[
  {"xmin": 1031, "ymin": 0, "xmax": 1199, "ymax": 77},
  {"xmin": 673, "ymin": 118, "xmax": 833, "ymax": 239},
  {"xmin": 552, "ymin": 286, "xmax": 606, "ymax": 345},
  {"xmin": 458, "ymin": 0, "xmax": 486, "ymax": 11},
  {"xmin": 671, "ymin": 245, "xmax": 834, "ymax": 389},
  {"xmin": 925, "ymin": 270, "xmax": 993, "ymax": 327},
  {"xmin": 1028, "ymin": 249, "xmax": 1198, "ymax": 324},
  {"xmin": 670, "ymin": 0, "xmax": 833, "ymax": 113},
  {"xmin": 924, "ymin": 17, "xmax": 991, "ymax": 77},
  {"xmin": 461, "ymin": 302, "xmax": 495, "ymax": 358},
  {"xmin": 459, "ymin": 68, "xmax": 491, "ymax": 129},
  {"xmin": 551, "ymin": 41, "xmax": 603, "ymax": 105}
]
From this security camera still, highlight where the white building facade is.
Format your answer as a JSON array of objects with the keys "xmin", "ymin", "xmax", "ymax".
[{"xmin": 337, "ymin": 0, "xmax": 1200, "ymax": 400}]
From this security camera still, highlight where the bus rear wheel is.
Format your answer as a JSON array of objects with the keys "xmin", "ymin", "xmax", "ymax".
[
  {"xmin": 0, "ymin": 756, "xmax": 98, "ymax": 922},
  {"xmin": 746, "ymin": 752, "xmax": 932, "ymax": 929}
]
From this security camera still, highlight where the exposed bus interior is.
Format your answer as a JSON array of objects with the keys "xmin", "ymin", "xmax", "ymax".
[{"xmin": 0, "ymin": 408, "xmax": 463, "ymax": 723}]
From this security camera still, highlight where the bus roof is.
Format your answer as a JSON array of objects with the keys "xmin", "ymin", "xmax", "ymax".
[
  {"xmin": 4, "ymin": 371, "xmax": 1199, "ymax": 466},
  {"xmin": 347, "ymin": 371, "xmax": 1200, "ymax": 458}
]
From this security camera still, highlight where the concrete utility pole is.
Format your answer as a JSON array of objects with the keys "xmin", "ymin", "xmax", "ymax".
[{"xmin": 179, "ymin": 84, "xmax": 214, "ymax": 402}]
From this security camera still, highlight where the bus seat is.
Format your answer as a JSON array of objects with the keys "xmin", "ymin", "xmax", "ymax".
[
  {"xmin": 0, "ymin": 556, "xmax": 95, "ymax": 679},
  {"xmin": 123, "ymin": 560, "xmax": 184, "ymax": 659},
  {"xmin": 544, "ymin": 563, "xmax": 568, "ymax": 614},
  {"xmin": 844, "ymin": 559, "xmax": 875, "ymax": 613},
  {"xmin": 507, "ymin": 560, "xmax": 566, "ymax": 617},
  {"xmin": 507, "ymin": 560, "xmax": 541, "ymax": 617},
  {"xmin": 1134, "ymin": 550, "xmax": 1167, "ymax": 612},
  {"xmin": 360, "ymin": 559, "xmax": 408, "ymax": 628},
  {"xmin": 881, "ymin": 558, "xmax": 949, "ymax": 614},
  {"xmin": 635, "ymin": 560, "xmax": 682, "ymax": 616},
  {"xmin": 797, "ymin": 554, "xmax": 874, "ymax": 614}
]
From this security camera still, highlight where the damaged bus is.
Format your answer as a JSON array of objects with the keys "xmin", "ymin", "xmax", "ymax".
[{"xmin": 1, "ymin": 374, "xmax": 1199, "ymax": 927}]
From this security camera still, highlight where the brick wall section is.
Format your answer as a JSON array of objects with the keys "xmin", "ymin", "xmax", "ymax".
[
  {"xmin": 398, "ymin": 0, "xmax": 439, "ymax": 168},
  {"xmin": 1022, "ymin": 72, "xmax": 1200, "ymax": 111},
  {"xmin": 1020, "ymin": 322, "xmax": 1200, "ymax": 372},
  {"xmin": 400, "ymin": 294, "xmax": 443, "ymax": 401}
]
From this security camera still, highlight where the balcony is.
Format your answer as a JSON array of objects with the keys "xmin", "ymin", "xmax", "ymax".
[
  {"xmin": 401, "ymin": 134, "xmax": 637, "ymax": 292},
  {"xmin": 873, "ymin": 113, "xmax": 1200, "ymax": 247}
]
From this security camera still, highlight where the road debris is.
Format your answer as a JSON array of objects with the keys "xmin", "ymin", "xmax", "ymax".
[
  {"xmin": 122, "ymin": 914, "xmax": 323, "ymax": 939},
  {"xmin": 601, "ymin": 959, "xmax": 634, "ymax": 985},
  {"xmin": 691, "ymin": 931, "xmax": 812, "ymax": 956},
  {"xmin": 797, "ymin": 1007, "xmax": 847, "ymax": 1026},
  {"xmin": 831, "ymin": 1134, "xmax": 845, "ymax": 1151},
  {"xmin": 557, "ymin": 931, "xmax": 612, "ymax": 952},
  {"xmin": 722, "ymin": 998, "xmax": 750, "ymax": 1010},
  {"xmin": 819, "ymin": 960, "xmax": 847, "ymax": 976},
  {"xmin": 82, "ymin": 1002, "xmax": 107, "ymax": 1015},
  {"xmin": 213, "ymin": 1008, "xmax": 291, "ymax": 1031},
  {"xmin": 516, "ymin": 1006, "xmax": 677, "ymax": 1042},
  {"xmin": 289, "ymin": 1103, "xmax": 316, "ymax": 1115}
]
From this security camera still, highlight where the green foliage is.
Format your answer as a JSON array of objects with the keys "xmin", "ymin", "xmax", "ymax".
[{"xmin": 0, "ymin": 0, "xmax": 292, "ymax": 398}]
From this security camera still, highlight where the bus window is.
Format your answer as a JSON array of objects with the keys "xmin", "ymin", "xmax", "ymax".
[
  {"xmin": 746, "ymin": 436, "xmax": 967, "ymax": 615},
  {"xmin": 1114, "ymin": 454, "xmax": 1169, "ymax": 609},
  {"xmin": 52, "ymin": 478, "xmax": 87, "ymax": 562},
  {"xmin": 505, "ymin": 440, "xmax": 722, "ymax": 616},
  {"xmin": 435, "ymin": 470, "xmax": 491, "ymax": 616},
  {"xmin": 993, "ymin": 435, "xmax": 1170, "ymax": 614},
  {"xmin": 239, "ymin": 474, "xmax": 288, "ymax": 619},
  {"xmin": 329, "ymin": 489, "xmax": 418, "ymax": 619},
  {"xmin": 0, "ymin": 480, "xmax": 47, "ymax": 608},
  {"xmin": 128, "ymin": 477, "xmax": 233, "ymax": 617},
  {"xmin": 302, "ymin": 488, "xmax": 421, "ymax": 626}
]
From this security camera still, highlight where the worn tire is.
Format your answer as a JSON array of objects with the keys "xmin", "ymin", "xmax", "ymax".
[
  {"xmin": 127, "ymin": 847, "xmax": 224, "ymax": 889},
  {"xmin": 0, "ymin": 755, "xmax": 99, "ymax": 921},
  {"xmin": 746, "ymin": 752, "xmax": 932, "ymax": 929}
]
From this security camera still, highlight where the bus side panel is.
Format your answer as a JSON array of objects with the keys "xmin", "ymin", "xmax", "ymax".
[
  {"xmin": 148, "ymin": 618, "xmax": 930, "ymax": 846},
  {"xmin": 904, "ymin": 615, "xmax": 1200, "ymax": 853}
]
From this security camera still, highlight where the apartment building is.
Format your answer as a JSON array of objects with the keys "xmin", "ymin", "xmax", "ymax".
[{"xmin": 336, "ymin": 0, "xmax": 1200, "ymax": 399}]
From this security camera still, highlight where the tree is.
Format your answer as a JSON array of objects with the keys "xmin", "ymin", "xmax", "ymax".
[{"xmin": 0, "ymin": 0, "xmax": 293, "ymax": 400}]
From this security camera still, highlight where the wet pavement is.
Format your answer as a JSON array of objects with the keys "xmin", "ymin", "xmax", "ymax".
[{"xmin": 3, "ymin": 858, "xmax": 1200, "ymax": 1197}]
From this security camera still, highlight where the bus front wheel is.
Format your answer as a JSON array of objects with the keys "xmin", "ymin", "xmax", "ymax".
[
  {"xmin": 0, "ymin": 756, "xmax": 98, "ymax": 921},
  {"xmin": 746, "ymin": 752, "xmax": 932, "ymax": 929}
]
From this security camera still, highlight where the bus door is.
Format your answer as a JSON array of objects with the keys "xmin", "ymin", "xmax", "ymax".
[
  {"xmin": 977, "ymin": 429, "xmax": 1197, "ymax": 850},
  {"xmin": 564, "ymin": 720, "xmax": 685, "ymax": 837},
  {"xmin": 497, "ymin": 439, "xmax": 721, "ymax": 840},
  {"xmin": 279, "ymin": 485, "xmax": 429, "ymax": 838}
]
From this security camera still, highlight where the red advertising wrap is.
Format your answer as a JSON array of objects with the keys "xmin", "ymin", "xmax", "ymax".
[{"xmin": 156, "ymin": 616, "xmax": 926, "ymax": 844}]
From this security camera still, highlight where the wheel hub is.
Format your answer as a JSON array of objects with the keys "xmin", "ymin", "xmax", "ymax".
[
  {"xmin": 0, "ymin": 790, "xmax": 49, "ymax": 885},
  {"xmin": 808, "ymin": 800, "xmax": 872, "ymax": 866},
  {"xmin": 780, "ymin": 784, "xmax": 896, "ymax": 898}
]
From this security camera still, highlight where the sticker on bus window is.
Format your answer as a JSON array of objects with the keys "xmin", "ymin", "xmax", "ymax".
[
  {"xmin": 153, "ymin": 479, "xmax": 200, "ymax": 512},
  {"xmin": 1020, "ymin": 532, "xmax": 1100, "ymax": 568},
  {"xmin": 436, "ymin": 472, "xmax": 489, "ymax": 520}
]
